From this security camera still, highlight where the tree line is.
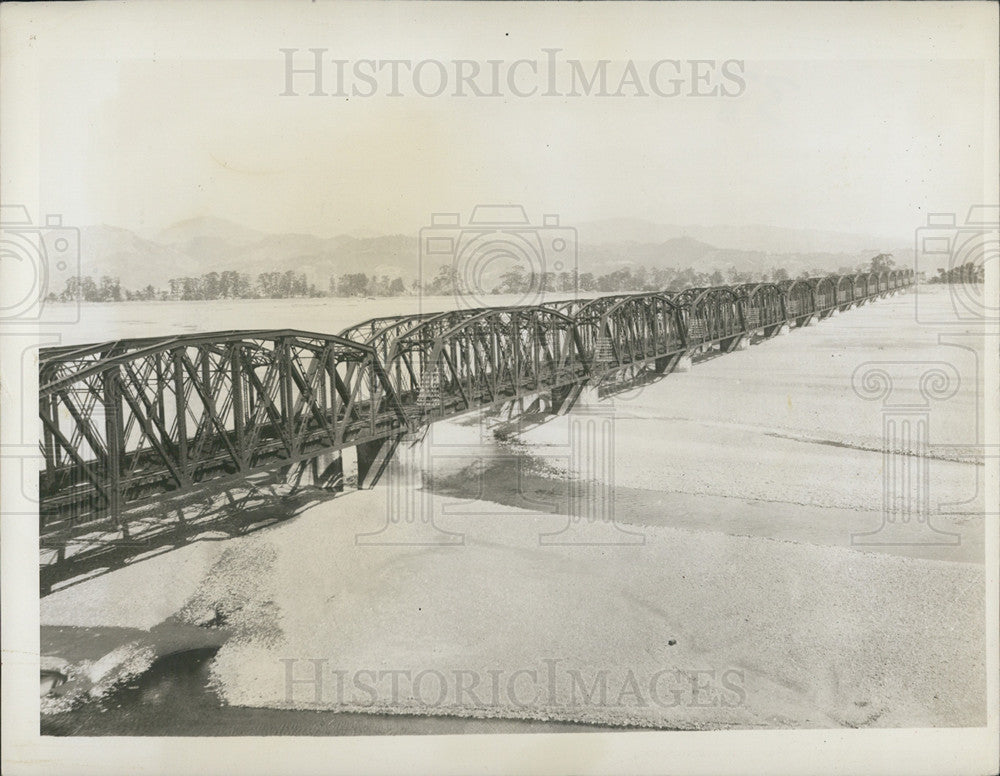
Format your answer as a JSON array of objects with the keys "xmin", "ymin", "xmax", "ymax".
[
  {"xmin": 928, "ymin": 265, "xmax": 984, "ymax": 284},
  {"xmin": 50, "ymin": 255, "xmax": 896, "ymax": 303}
]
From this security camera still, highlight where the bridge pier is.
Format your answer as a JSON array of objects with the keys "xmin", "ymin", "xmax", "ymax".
[
  {"xmin": 285, "ymin": 451, "xmax": 345, "ymax": 492},
  {"xmin": 551, "ymin": 382, "xmax": 586, "ymax": 416},
  {"xmin": 653, "ymin": 352, "xmax": 687, "ymax": 374},
  {"xmin": 721, "ymin": 335, "xmax": 750, "ymax": 353},
  {"xmin": 356, "ymin": 434, "xmax": 404, "ymax": 489},
  {"xmin": 674, "ymin": 354, "xmax": 694, "ymax": 372},
  {"xmin": 736, "ymin": 337, "xmax": 750, "ymax": 350}
]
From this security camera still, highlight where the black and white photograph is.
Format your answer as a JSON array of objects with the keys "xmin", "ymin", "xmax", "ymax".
[{"xmin": 1, "ymin": 2, "xmax": 997, "ymax": 774}]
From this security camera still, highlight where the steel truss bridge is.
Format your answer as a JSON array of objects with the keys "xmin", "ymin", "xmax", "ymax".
[{"xmin": 39, "ymin": 268, "xmax": 923, "ymax": 582}]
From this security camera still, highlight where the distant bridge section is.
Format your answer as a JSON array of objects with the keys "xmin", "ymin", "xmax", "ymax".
[{"xmin": 38, "ymin": 266, "xmax": 928, "ymax": 585}]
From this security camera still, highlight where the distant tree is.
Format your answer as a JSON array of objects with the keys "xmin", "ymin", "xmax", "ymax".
[
  {"xmin": 557, "ymin": 270, "xmax": 576, "ymax": 293},
  {"xmin": 496, "ymin": 266, "xmax": 529, "ymax": 294},
  {"xmin": 868, "ymin": 253, "xmax": 895, "ymax": 273},
  {"xmin": 337, "ymin": 272, "xmax": 370, "ymax": 297},
  {"xmin": 98, "ymin": 276, "xmax": 122, "ymax": 302},
  {"xmin": 426, "ymin": 265, "xmax": 457, "ymax": 296},
  {"xmin": 203, "ymin": 271, "xmax": 220, "ymax": 299}
]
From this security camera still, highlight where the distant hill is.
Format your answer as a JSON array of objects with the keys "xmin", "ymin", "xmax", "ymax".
[
  {"xmin": 81, "ymin": 220, "xmax": 419, "ymax": 289},
  {"xmin": 156, "ymin": 216, "xmax": 264, "ymax": 247},
  {"xmin": 80, "ymin": 225, "xmax": 199, "ymax": 289},
  {"xmin": 77, "ymin": 216, "xmax": 911, "ymax": 291},
  {"xmin": 575, "ymin": 217, "xmax": 903, "ymax": 255}
]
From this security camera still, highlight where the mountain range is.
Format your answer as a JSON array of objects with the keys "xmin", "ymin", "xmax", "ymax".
[{"xmin": 78, "ymin": 216, "xmax": 912, "ymax": 290}]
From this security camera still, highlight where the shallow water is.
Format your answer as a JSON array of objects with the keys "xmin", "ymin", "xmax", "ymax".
[{"xmin": 41, "ymin": 645, "xmax": 629, "ymax": 736}]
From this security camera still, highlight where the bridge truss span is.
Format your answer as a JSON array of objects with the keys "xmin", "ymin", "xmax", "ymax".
[
  {"xmin": 420, "ymin": 306, "xmax": 589, "ymax": 419},
  {"xmin": 37, "ymin": 264, "xmax": 930, "ymax": 583},
  {"xmin": 39, "ymin": 330, "xmax": 404, "ymax": 541}
]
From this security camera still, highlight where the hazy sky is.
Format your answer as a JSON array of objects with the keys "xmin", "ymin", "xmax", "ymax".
[{"xmin": 7, "ymin": 2, "xmax": 998, "ymax": 242}]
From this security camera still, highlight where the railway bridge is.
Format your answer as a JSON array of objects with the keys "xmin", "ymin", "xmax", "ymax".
[{"xmin": 38, "ymin": 267, "xmax": 924, "ymax": 589}]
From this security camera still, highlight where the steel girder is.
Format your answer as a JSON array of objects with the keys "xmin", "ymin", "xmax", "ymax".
[
  {"xmin": 573, "ymin": 294, "xmax": 647, "ymax": 364},
  {"xmin": 867, "ymin": 272, "xmax": 881, "ymax": 300},
  {"xmin": 339, "ymin": 313, "xmax": 438, "ymax": 361},
  {"xmin": 371, "ymin": 308, "xmax": 510, "ymax": 413},
  {"xmin": 877, "ymin": 271, "xmax": 890, "ymax": 296},
  {"xmin": 546, "ymin": 297, "xmax": 596, "ymax": 316}
]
